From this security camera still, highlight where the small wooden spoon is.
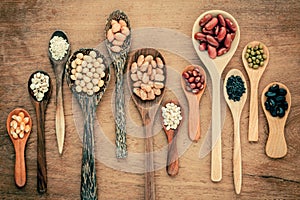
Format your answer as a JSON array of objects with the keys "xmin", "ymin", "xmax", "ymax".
[
  {"xmin": 48, "ymin": 30, "xmax": 70, "ymax": 155},
  {"xmin": 161, "ymin": 100, "xmax": 182, "ymax": 176},
  {"xmin": 242, "ymin": 41, "xmax": 269, "ymax": 142},
  {"xmin": 6, "ymin": 108, "xmax": 32, "ymax": 188},
  {"xmin": 181, "ymin": 65, "xmax": 206, "ymax": 142},
  {"xmin": 28, "ymin": 70, "xmax": 52, "ymax": 193},
  {"xmin": 261, "ymin": 82, "xmax": 291, "ymax": 158},
  {"xmin": 127, "ymin": 48, "xmax": 166, "ymax": 200},
  {"xmin": 223, "ymin": 69, "xmax": 247, "ymax": 194}
]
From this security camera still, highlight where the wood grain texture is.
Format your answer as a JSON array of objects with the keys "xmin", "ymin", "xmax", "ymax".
[{"xmin": 0, "ymin": 0, "xmax": 300, "ymax": 199}]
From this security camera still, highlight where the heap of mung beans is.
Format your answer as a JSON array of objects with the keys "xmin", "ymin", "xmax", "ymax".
[
  {"xmin": 226, "ymin": 75, "xmax": 246, "ymax": 102},
  {"xmin": 244, "ymin": 43, "xmax": 267, "ymax": 69}
]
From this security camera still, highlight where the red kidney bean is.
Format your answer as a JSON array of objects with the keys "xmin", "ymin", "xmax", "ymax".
[
  {"xmin": 197, "ymin": 82, "xmax": 201, "ymax": 88},
  {"xmin": 215, "ymin": 25, "xmax": 219, "ymax": 35},
  {"xmin": 199, "ymin": 43, "xmax": 207, "ymax": 51},
  {"xmin": 199, "ymin": 14, "xmax": 212, "ymax": 26},
  {"xmin": 202, "ymin": 28, "xmax": 214, "ymax": 35},
  {"xmin": 195, "ymin": 76, "xmax": 201, "ymax": 83},
  {"xmin": 217, "ymin": 48, "xmax": 228, "ymax": 56},
  {"xmin": 217, "ymin": 27, "xmax": 226, "ymax": 42},
  {"xmin": 188, "ymin": 77, "xmax": 195, "ymax": 83},
  {"xmin": 190, "ymin": 83, "xmax": 196, "ymax": 89},
  {"xmin": 225, "ymin": 18, "xmax": 237, "ymax": 32},
  {"xmin": 218, "ymin": 14, "xmax": 226, "ymax": 27},
  {"xmin": 182, "ymin": 72, "xmax": 189, "ymax": 79},
  {"xmin": 194, "ymin": 32, "xmax": 206, "ymax": 41},
  {"xmin": 224, "ymin": 33, "xmax": 232, "ymax": 48},
  {"xmin": 208, "ymin": 44, "xmax": 217, "ymax": 59},
  {"xmin": 205, "ymin": 17, "xmax": 218, "ymax": 31},
  {"xmin": 200, "ymin": 75, "xmax": 205, "ymax": 83},
  {"xmin": 182, "ymin": 66, "xmax": 205, "ymax": 94},
  {"xmin": 192, "ymin": 70, "xmax": 198, "ymax": 77},
  {"xmin": 231, "ymin": 33, "xmax": 236, "ymax": 40},
  {"xmin": 206, "ymin": 35, "xmax": 219, "ymax": 48}
]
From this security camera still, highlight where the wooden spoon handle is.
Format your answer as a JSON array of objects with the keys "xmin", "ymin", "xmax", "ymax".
[
  {"xmin": 248, "ymin": 81, "xmax": 259, "ymax": 141},
  {"xmin": 266, "ymin": 124, "xmax": 287, "ymax": 158},
  {"xmin": 35, "ymin": 103, "xmax": 47, "ymax": 193},
  {"xmin": 167, "ymin": 136, "xmax": 179, "ymax": 176},
  {"xmin": 188, "ymin": 98, "xmax": 201, "ymax": 142},
  {"xmin": 233, "ymin": 117, "xmax": 242, "ymax": 194},
  {"xmin": 14, "ymin": 144, "xmax": 26, "ymax": 187},
  {"xmin": 55, "ymin": 78, "xmax": 65, "ymax": 155}
]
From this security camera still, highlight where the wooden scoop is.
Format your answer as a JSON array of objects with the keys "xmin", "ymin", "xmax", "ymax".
[
  {"xmin": 223, "ymin": 69, "xmax": 247, "ymax": 194},
  {"xmin": 6, "ymin": 108, "xmax": 32, "ymax": 188},
  {"xmin": 127, "ymin": 48, "xmax": 166, "ymax": 200},
  {"xmin": 242, "ymin": 41, "xmax": 269, "ymax": 142},
  {"xmin": 261, "ymin": 82, "xmax": 291, "ymax": 158},
  {"xmin": 181, "ymin": 65, "xmax": 206, "ymax": 142}
]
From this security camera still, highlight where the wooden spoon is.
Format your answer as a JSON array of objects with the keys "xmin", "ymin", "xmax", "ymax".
[
  {"xmin": 6, "ymin": 108, "xmax": 32, "ymax": 188},
  {"xmin": 161, "ymin": 100, "xmax": 182, "ymax": 176},
  {"xmin": 181, "ymin": 65, "xmax": 206, "ymax": 142},
  {"xmin": 105, "ymin": 10, "xmax": 131, "ymax": 159},
  {"xmin": 127, "ymin": 48, "xmax": 166, "ymax": 200},
  {"xmin": 242, "ymin": 41, "xmax": 269, "ymax": 142},
  {"xmin": 48, "ymin": 30, "xmax": 70, "ymax": 155},
  {"xmin": 261, "ymin": 82, "xmax": 291, "ymax": 158},
  {"xmin": 223, "ymin": 69, "xmax": 247, "ymax": 194},
  {"xmin": 192, "ymin": 10, "xmax": 240, "ymax": 182},
  {"xmin": 28, "ymin": 70, "xmax": 52, "ymax": 193},
  {"xmin": 66, "ymin": 48, "xmax": 110, "ymax": 199}
]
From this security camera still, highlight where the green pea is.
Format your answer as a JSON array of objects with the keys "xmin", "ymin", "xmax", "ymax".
[
  {"xmin": 259, "ymin": 44, "xmax": 263, "ymax": 49},
  {"xmin": 248, "ymin": 45, "xmax": 252, "ymax": 49},
  {"xmin": 251, "ymin": 51, "xmax": 255, "ymax": 56},
  {"xmin": 247, "ymin": 58, "xmax": 252, "ymax": 63},
  {"xmin": 257, "ymin": 55, "xmax": 262, "ymax": 59},
  {"xmin": 248, "ymin": 63, "xmax": 253, "ymax": 68},
  {"xmin": 256, "ymin": 59, "xmax": 260, "ymax": 64},
  {"xmin": 245, "ymin": 53, "xmax": 249, "ymax": 58},
  {"xmin": 254, "ymin": 46, "xmax": 258, "ymax": 50},
  {"xmin": 263, "ymin": 54, "xmax": 267, "ymax": 59},
  {"xmin": 256, "ymin": 50, "xmax": 261, "ymax": 55},
  {"xmin": 253, "ymin": 64, "xmax": 259, "ymax": 69},
  {"xmin": 260, "ymin": 61, "xmax": 264, "ymax": 66},
  {"xmin": 260, "ymin": 49, "xmax": 264, "ymax": 54}
]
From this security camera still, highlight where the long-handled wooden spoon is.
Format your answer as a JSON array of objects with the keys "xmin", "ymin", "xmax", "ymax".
[
  {"xmin": 223, "ymin": 69, "xmax": 247, "ymax": 194},
  {"xmin": 192, "ymin": 10, "xmax": 240, "ymax": 182},
  {"xmin": 105, "ymin": 10, "xmax": 131, "ymax": 159},
  {"xmin": 242, "ymin": 41, "xmax": 269, "ymax": 142},
  {"xmin": 127, "ymin": 48, "xmax": 166, "ymax": 200},
  {"xmin": 181, "ymin": 65, "xmax": 206, "ymax": 142},
  {"xmin": 261, "ymin": 82, "xmax": 291, "ymax": 158},
  {"xmin": 48, "ymin": 30, "xmax": 70, "ymax": 155},
  {"xmin": 28, "ymin": 71, "xmax": 52, "ymax": 193},
  {"xmin": 6, "ymin": 108, "xmax": 32, "ymax": 188},
  {"xmin": 66, "ymin": 48, "xmax": 110, "ymax": 200}
]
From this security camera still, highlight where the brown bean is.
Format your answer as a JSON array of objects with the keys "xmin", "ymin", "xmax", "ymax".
[
  {"xmin": 224, "ymin": 33, "xmax": 232, "ymax": 48},
  {"xmin": 202, "ymin": 28, "xmax": 214, "ymax": 35},
  {"xmin": 187, "ymin": 70, "xmax": 193, "ymax": 75},
  {"xmin": 215, "ymin": 25, "xmax": 219, "ymax": 35},
  {"xmin": 195, "ymin": 76, "xmax": 201, "ymax": 83},
  {"xmin": 206, "ymin": 35, "xmax": 219, "ymax": 48},
  {"xmin": 217, "ymin": 27, "xmax": 226, "ymax": 42},
  {"xmin": 199, "ymin": 43, "xmax": 207, "ymax": 51},
  {"xmin": 204, "ymin": 17, "xmax": 218, "ymax": 31},
  {"xmin": 231, "ymin": 33, "xmax": 236, "ymax": 40},
  {"xmin": 182, "ymin": 72, "xmax": 189, "ymax": 79},
  {"xmin": 194, "ymin": 32, "xmax": 206, "ymax": 41},
  {"xmin": 225, "ymin": 18, "xmax": 237, "ymax": 32},
  {"xmin": 208, "ymin": 45, "xmax": 217, "ymax": 59},
  {"xmin": 217, "ymin": 14, "xmax": 226, "ymax": 27},
  {"xmin": 197, "ymin": 82, "xmax": 202, "ymax": 88},
  {"xmin": 188, "ymin": 77, "xmax": 195, "ymax": 83},
  {"xmin": 199, "ymin": 14, "xmax": 212, "ymax": 26},
  {"xmin": 217, "ymin": 47, "xmax": 228, "ymax": 56},
  {"xmin": 190, "ymin": 83, "xmax": 196, "ymax": 89},
  {"xmin": 192, "ymin": 89, "xmax": 200, "ymax": 94},
  {"xmin": 200, "ymin": 75, "xmax": 205, "ymax": 83},
  {"xmin": 192, "ymin": 70, "xmax": 198, "ymax": 77}
]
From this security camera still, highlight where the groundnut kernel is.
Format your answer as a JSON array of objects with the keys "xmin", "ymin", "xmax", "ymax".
[
  {"xmin": 67, "ymin": 49, "xmax": 108, "ymax": 96},
  {"xmin": 182, "ymin": 66, "xmax": 205, "ymax": 94},
  {"xmin": 106, "ymin": 18, "xmax": 130, "ymax": 52},
  {"xmin": 162, "ymin": 103, "xmax": 182, "ymax": 130},
  {"xmin": 29, "ymin": 72, "xmax": 50, "ymax": 101},
  {"xmin": 9, "ymin": 111, "xmax": 31, "ymax": 139},
  {"xmin": 194, "ymin": 13, "xmax": 237, "ymax": 59},
  {"xmin": 130, "ymin": 54, "xmax": 165, "ymax": 100}
]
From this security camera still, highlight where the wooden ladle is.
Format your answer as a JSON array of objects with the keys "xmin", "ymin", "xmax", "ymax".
[
  {"xmin": 242, "ymin": 41, "xmax": 269, "ymax": 142},
  {"xmin": 6, "ymin": 108, "xmax": 32, "ymax": 188},
  {"xmin": 223, "ymin": 69, "xmax": 247, "ymax": 194},
  {"xmin": 127, "ymin": 48, "xmax": 166, "ymax": 200},
  {"xmin": 261, "ymin": 82, "xmax": 291, "ymax": 158},
  {"xmin": 181, "ymin": 65, "xmax": 206, "ymax": 142},
  {"xmin": 28, "ymin": 70, "xmax": 52, "ymax": 193}
]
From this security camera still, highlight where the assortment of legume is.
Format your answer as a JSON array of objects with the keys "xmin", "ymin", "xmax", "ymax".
[
  {"xmin": 9, "ymin": 111, "xmax": 31, "ymax": 139},
  {"xmin": 226, "ymin": 75, "xmax": 246, "ymax": 102},
  {"xmin": 130, "ymin": 54, "xmax": 165, "ymax": 100},
  {"xmin": 194, "ymin": 13, "xmax": 237, "ymax": 59},
  {"xmin": 162, "ymin": 103, "xmax": 182, "ymax": 130},
  {"xmin": 29, "ymin": 72, "xmax": 50, "ymax": 101},
  {"xmin": 49, "ymin": 36, "xmax": 69, "ymax": 60},
  {"xmin": 264, "ymin": 84, "xmax": 288, "ymax": 118},
  {"xmin": 182, "ymin": 67, "xmax": 205, "ymax": 94},
  {"xmin": 244, "ymin": 43, "xmax": 267, "ymax": 69},
  {"xmin": 106, "ymin": 19, "xmax": 130, "ymax": 53},
  {"xmin": 67, "ymin": 50, "xmax": 106, "ymax": 96}
]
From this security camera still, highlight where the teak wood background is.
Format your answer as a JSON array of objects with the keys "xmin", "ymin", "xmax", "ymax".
[{"xmin": 0, "ymin": 0, "xmax": 299, "ymax": 199}]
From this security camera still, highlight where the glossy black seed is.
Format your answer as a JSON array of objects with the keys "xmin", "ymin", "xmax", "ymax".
[
  {"xmin": 278, "ymin": 88, "xmax": 287, "ymax": 96},
  {"xmin": 226, "ymin": 75, "xmax": 246, "ymax": 102},
  {"xmin": 277, "ymin": 107, "xmax": 285, "ymax": 118},
  {"xmin": 265, "ymin": 91, "xmax": 276, "ymax": 97},
  {"xmin": 271, "ymin": 108, "xmax": 277, "ymax": 117},
  {"xmin": 275, "ymin": 95, "xmax": 285, "ymax": 102},
  {"xmin": 269, "ymin": 84, "xmax": 279, "ymax": 92},
  {"xmin": 283, "ymin": 101, "xmax": 288, "ymax": 110}
]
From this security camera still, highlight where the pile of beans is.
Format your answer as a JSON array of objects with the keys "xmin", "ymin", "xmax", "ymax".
[
  {"xmin": 130, "ymin": 54, "xmax": 165, "ymax": 100},
  {"xmin": 264, "ymin": 84, "xmax": 288, "ymax": 118},
  {"xmin": 106, "ymin": 19, "xmax": 130, "ymax": 53},
  {"xmin": 244, "ymin": 43, "xmax": 267, "ymax": 69},
  {"xmin": 226, "ymin": 75, "xmax": 246, "ymax": 102},
  {"xmin": 9, "ymin": 111, "xmax": 31, "ymax": 139},
  {"xmin": 49, "ymin": 36, "xmax": 69, "ymax": 60},
  {"xmin": 194, "ymin": 13, "xmax": 237, "ymax": 59},
  {"xmin": 162, "ymin": 103, "xmax": 182, "ymax": 131},
  {"xmin": 67, "ymin": 50, "xmax": 106, "ymax": 96},
  {"xmin": 182, "ymin": 67, "xmax": 205, "ymax": 94},
  {"xmin": 29, "ymin": 72, "xmax": 50, "ymax": 101}
]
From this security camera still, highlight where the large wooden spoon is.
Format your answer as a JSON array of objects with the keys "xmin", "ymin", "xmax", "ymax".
[
  {"xmin": 261, "ymin": 82, "xmax": 291, "ymax": 158},
  {"xmin": 242, "ymin": 41, "xmax": 269, "ymax": 142},
  {"xmin": 6, "ymin": 108, "xmax": 32, "ymax": 188},
  {"xmin": 192, "ymin": 10, "xmax": 240, "ymax": 182},
  {"xmin": 181, "ymin": 65, "xmax": 206, "ymax": 142},
  {"xmin": 28, "ymin": 70, "xmax": 52, "ymax": 193},
  {"xmin": 127, "ymin": 48, "xmax": 166, "ymax": 200},
  {"xmin": 223, "ymin": 69, "xmax": 247, "ymax": 194}
]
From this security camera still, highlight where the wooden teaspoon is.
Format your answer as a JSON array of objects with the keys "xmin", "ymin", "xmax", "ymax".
[
  {"xmin": 261, "ymin": 82, "xmax": 291, "ymax": 158},
  {"xmin": 223, "ymin": 69, "xmax": 247, "ymax": 194},
  {"xmin": 28, "ymin": 70, "xmax": 52, "ymax": 193},
  {"xmin": 181, "ymin": 65, "xmax": 206, "ymax": 142},
  {"xmin": 6, "ymin": 108, "xmax": 32, "ymax": 188},
  {"xmin": 242, "ymin": 41, "xmax": 269, "ymax": 142}
]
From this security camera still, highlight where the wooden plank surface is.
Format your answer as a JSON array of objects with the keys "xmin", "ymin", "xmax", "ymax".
[{"xmin": 0, "ymin": 0, "xmax": 299, "ymax": 199}]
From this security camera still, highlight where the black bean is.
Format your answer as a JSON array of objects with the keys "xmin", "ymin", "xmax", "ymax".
[
  {"xmin": 275, "ymin": 95, "xmax": 285, "ymax": 102},
  {"xmin": 269, "ymin": 84, "xmax": 279, "ymax": 92},
  {"xmin": 265, "ymin": 91, "xmax": 276, "ymax": 97},
  {"xmin": 278, "ymin": 88, "xmax": 287, "ymax": 96}
]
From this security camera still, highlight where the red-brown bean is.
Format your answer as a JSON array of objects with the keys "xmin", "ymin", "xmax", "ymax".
[
  {"xmin": 195, "ymin": 76, "xmax": 201, "ymax": 83},
  {"xmin": 215, "ymin": 25, "xmax": 219, "ymax": 35},
  {"xmin": 217, "ymin": 47, "xmax": 227, "ymax": 56},
  {"xmin": 204, "ymin": 17, "xmax": 218, "ymax": 31},
  {"xmin": 217, "ymin": 27, "xmax": 226, "ymax": 42},
  {"xmin": 224, "ymin": 33, "xmax": 232, "ymax": 48},
  {"xmin": 182, "ymin": 72, "xmax": 189, "ymax": 79},
  {"xmin": 199, "ymin": 43, "xmax": 207, "ymax": 51},
  {"xmin": 208, "ymin": 45, "xmax": 217, "ymax": 59},
  {"xmin": 225, "ymin": 18, "xmax": 237, "ymax": 32},
  {"xmin": 194, "ymin": 32, "xmax": 206, "ymax": 41},
  {"xmin": 217, "ymin": 14, "xmax": 226, "ymax": 27},
  {"xmin": 190, "ymin": 83, "xmax": 196, "ymax": 89},
  {"xmin": 207, "ymin": 35, "xmax": 219, "ymax": 48},
  {"xmin": 188, "ymin": 77, "xmax": 195, "ymax": 83},
  {"xmin": 202, "ymin": 28, "xmax": 214, "ymax": 35},
  {"xmin": 200, "ymin": 14, "xmax": 212, "ymax": 26}
]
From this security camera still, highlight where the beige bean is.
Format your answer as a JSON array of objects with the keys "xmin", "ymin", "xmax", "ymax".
[
  {"xmin": 133, "ymin": 81, "xmax": 142, "ymax": 87},
  {"xmin": 145, "ymin": 55, "xmax": 153, "ymax": 62},
  {"xmin": 131, "ymin": 74, "xmax": 139, "ymax": 81},
  {"xmin": 131, "ymin": 62, "xmax": 138, "ymax": 73},
  {"xmin": 151, "ymin": 60, "xmax": 157, "ymax": 68},
  {"xmin": 140, "ymin": 61, "xmax": 149, "ymax": 72},
  {"xmin": 147, "ymin": 64, "xmax": 152, "ymax": 76},
  {"xmin": 142, "ymin": 73, "xmax": 150, "ymax": 84},
  {"xmin": 119, "ymin": 19, "xmax": 127, "ymax": 27},
  {"xmin": 115, "ymin": 32, "xmax": 126, "ymax": 41},
  {"xmin": 107, "ymin": 29, "xmax": 114, "ymax": 42},
  {"xmin": 76, "ymin": 53, "xmax": 84, "ymax": 59},
  {"xmin": 93, "ymin": 86, "xmax": 100, "ymax": 93},
  {"xmin": 150, "ymin": 69, "xmax": 156, "ymax": 81},
  {"xmin": 156, "ymin": 68, "xmax": 163, "ymax": 75},
  {"xmin": 133, "ymin": 88, "xmax": 141, "ymax": 97},
  {"xmin": 112, "ymin": 39, "xmax": 124, "ymax": 46},
  {"xmin": 25, "ymin": 125, "xmax": 31, "ymax": 133},
  {"xmin": 111, "ymin": 19, "xmax": 118, "ymax": 25},
  {"xmin": 147, "ymin": 89, "xmax": 155, "ymax": 100},
  {"xmin": 155, "ymin": 74, "xmax": 165, "ymax": 81},
  {"xmin": 98, "ymin": 80, "xmax": 104, "ymax": 87},
  {"xmin": 137, "ymin": 55, "xmax": 145, "ymax": 67},
  {"xmin": 110, "ymin": 45, "xmax": 121, "ymax": 53},
  {"xmin": 153, "ymin": 88, "xmax": 161, "ymax": 96},
  {"xmin": 140, "ymin": 89, "xmax": 147, "ymax": 100},
  {"xmin": 112, "ymin": 23, "xmax": 121, "ymax": 33},
  {"xmin": 75, "ymin": 58, "xmax": 82, "ymax": 65},
  {"xmin": 156, "ymin": 57, "xmax": 164, "ymax": 68},
  {"xmin": 23, "ymin": 117, "xmax": 29, "ymax": 124},
  {"xmin": 121, "ymin": 26, "xmax": 130, "ymax": 36},
  {"xmin": 154, "ymin": 82, "xmax": 164, "ymax": 89},
  {"xmin": 141, "ymin": 83, "xmax": 152, "ymax": 93},
  {"xmin": 137, "ymin": 71, "xmax": 143, "ymax": 80}
]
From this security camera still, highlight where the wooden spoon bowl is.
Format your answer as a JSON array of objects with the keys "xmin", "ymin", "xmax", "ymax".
[
  {"xmin": 181, "ymin": 65, "xmax": 206, "ymax": 142},
  {"xmin": 242, "ymin": 41, "xmax": 269, "ymax": 142},
  {"xmin": 6, "ymin": 108, "xmax": 32, "ymax": 188},
  {"xmin": 261, "ymin": 82, "xmax": 291, "ymax": 158}
]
